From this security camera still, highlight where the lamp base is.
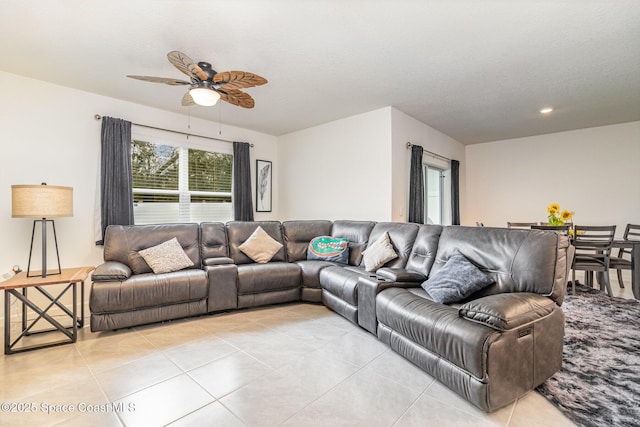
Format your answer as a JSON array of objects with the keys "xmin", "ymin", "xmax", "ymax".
[{"xmin": 26, "ymin": 219, "xmax": 62, "ymax": 278}]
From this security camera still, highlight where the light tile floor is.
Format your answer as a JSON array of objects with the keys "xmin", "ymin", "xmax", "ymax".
[{"xmin": 1, "ymin": 274, "xmax": 634, "ymax": 427}]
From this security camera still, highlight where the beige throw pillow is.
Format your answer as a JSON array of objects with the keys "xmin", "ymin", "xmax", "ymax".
[
  {"xmin": 238, "ymin": 226, "xmax": 283, "ymax": 263},
  {"xmin": 138, "ymin": 237, "xmax": 194, "ymax": 274},
  {"xmin": 362, "ymin": 231, "xmax": 398, "ymax": 271}
]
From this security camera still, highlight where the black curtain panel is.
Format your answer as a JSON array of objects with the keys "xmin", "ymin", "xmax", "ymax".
[
  {"xmin": 233, "ymin": 141, "xmax": 254, "ymax": 221},
  {"xmin": 408, "ymin": 144, "xmax": 424, "ymax": 224},
  {"xmin": 451, "ymin": 159, "xmax": 460, "ymax": 225},
  {"xmin": 97, "ymin": 116, "xmax": 134, "ymax": 244}
]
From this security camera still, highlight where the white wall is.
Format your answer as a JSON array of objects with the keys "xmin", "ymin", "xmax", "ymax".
[
  {"xmin": 390, "ymin": 108, "xmax": 466, "ymax": 223},
  {"xmin": 278, "ymin": 107, "xmax": 393, "ymax": 221},
  {"xmin": 465, "ymin": 121, "xmax": 640, "ymax": 236},
  {"xmin": 277, "ymin": 107, "xmax": 467, "ymax": 223},
  {"xmin": 0, "ymin": 71, "xmax": 278, "ymax": 320}
]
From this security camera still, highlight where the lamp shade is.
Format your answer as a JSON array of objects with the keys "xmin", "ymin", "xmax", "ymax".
[{"xmin": 12, "ymin": 184, "xmax": 73, "ymax": 218}]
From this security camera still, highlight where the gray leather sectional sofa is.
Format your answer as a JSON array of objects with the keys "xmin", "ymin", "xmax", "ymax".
[{"xmin": 90, "ymin": 220, "xmax": 572, "ymax": 412}]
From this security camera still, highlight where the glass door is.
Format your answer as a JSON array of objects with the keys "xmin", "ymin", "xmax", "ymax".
[{"xmin": 424, "ymin": 164, "xmax": 445, "ymax": 224}]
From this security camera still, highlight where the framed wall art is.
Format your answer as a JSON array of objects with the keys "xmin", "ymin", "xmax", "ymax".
[{"xmin": 256, "ymin": 159, "xmax": 272, "ymax": 212}]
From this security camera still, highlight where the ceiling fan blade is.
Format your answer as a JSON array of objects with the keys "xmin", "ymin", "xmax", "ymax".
[
  {"xmin": 214, "ymin": 71, "xmax": 268, "ymax": 90},
  {"xmin": 127, "ymin": 75, "xmax": 191, "ymax": 85},
  {"xmin": 167, "ymin": 51, "xmax": 207, "ymax": 80},
  {"xmin": 220, "ymin": 89, "xmax": 255, "ymax": 109},
  {"xmin": 181, "ymin": 91, "xmax": 195, "ymax": 106}
]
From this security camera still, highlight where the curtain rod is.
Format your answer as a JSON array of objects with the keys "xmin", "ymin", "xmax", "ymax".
[
  {"xmin": 406, "ymin": 142, "xmax": 451, "ymax": 162},
  {"xmin": 94, "ymin": 114, "xmax": 253, "ymax": 147}
]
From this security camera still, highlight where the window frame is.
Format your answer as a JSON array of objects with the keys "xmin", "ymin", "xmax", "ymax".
[
  {"xmin": 130, "ymin": 126, "xmax": 233, "ymax": 225},
  {"xmin": 422, "ymin": 159, "xmax": 451, "ymax": 225}
]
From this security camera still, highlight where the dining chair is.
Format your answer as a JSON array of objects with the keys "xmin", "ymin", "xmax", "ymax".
[
  {"xmin": 507, "ymin": 222, "xmax": 539, "ymax": 229},
  {"xmin": 609, "ymin": 223, "xmax": 640, "ymax": 289},
  {"xmin": 571, "ymin": 225, "xmax": 616, "ymax": 296}
]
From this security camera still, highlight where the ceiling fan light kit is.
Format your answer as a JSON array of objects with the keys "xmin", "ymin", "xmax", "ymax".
[
  {"xmin": 127, "ymin": 51, "xmax": 267, "ymax": 109},
  {"xmin": 190, "ymin": 83, "xmax": 221, "ymax": 106}
]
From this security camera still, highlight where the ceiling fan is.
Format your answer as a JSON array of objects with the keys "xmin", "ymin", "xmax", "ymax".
[{"xmin": 127, "ymin": 51, "xmax": 267, "ymax": 108}]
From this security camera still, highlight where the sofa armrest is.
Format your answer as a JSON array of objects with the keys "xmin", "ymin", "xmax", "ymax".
[
  {"xmin": 357, "ymin": 275, "xmax": 423, "ymax": 334},
  {"xmin": 203, "ymin": 257, "xmax": 235, "ymax": 266},
  {"xmin": 205, "ymin": 263, "xmax": 238, "ymax": 312},
  {"xmin": 92, "ymin": 261, "xmax": 132, "ymax": 282},
  {"xmin": 376, "ymin": 267, "xmax": 427, "ymax": 283},
  {"xmin": 458, "ymin": 293, "xmax": 558, "ymax": 331}
]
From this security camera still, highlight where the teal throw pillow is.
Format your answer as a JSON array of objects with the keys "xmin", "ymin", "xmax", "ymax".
[
  {"xmin": 421, "ymin": 251, "xmax": 494, "ymax": 304},
  {"xmin": 307, "ymin": 236, "xmax": 349, "ymax": 264}
]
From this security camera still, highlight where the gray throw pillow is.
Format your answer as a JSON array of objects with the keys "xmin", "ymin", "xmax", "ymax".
[{"xmin": 421, "ymin": 251, "xmax": 494, "ymax": 304}]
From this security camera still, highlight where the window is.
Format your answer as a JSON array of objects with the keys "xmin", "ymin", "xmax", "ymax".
[{"xmin": 131, "ymin": 128, "xmax": 233, "ymax": 224}]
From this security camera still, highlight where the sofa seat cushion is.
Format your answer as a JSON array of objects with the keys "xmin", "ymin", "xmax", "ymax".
[
  {"xmin": 376, "ymin": 287, "xmax": 498, "ymax": 380},
  {"xmin": 296, "ymin": 260, "xmax": 337, "ymax": 289},
  {"xmin": 319, "ymin": 265, "xmax": 373, "ymax": 306},
  {"xmin": 237, "ymin": 262, "xmax": 301, "ymax": 295},
  {"xmin": 90, "ymin": 269, "xmax": 208, "ymax": 313}
]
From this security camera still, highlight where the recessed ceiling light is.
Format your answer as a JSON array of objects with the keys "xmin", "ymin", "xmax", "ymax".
[{"xmin": 539, "ymin": 107, "xmax": 554, "ymax": 114}]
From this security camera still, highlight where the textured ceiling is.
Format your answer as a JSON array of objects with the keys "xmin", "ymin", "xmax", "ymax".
[{"xmin": 1, "ymin": 1, "xmax": 639, "ymax": 144}]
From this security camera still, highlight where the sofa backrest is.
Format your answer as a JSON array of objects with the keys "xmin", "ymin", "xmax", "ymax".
[
  {"xmin": 282, "ymin": 220, "xmax": 333, "ymax": 262},
  {"xmin": 331, "ymin": 220, "xmax": 376, "ymax": 266},
  {"xmin": 366, "ymin": 222, "xmax": 420, "ymax": 269},
  {"xmin": 226, "ymin": 221, "xmax": 287, "ymax": 264},
  {"xmin": 200, "ymin": 222, "xmax": 229, "ymax": 260},
  {"xmin": 432, "ymin": 226, "xmax": 570, "ymax": 304},
  {"xmin": 103, "ymin": 223, "xmax": 202, "ymax": 274},
  {"xmin": 405, "ymin": 224, "xmax": 443, "ymax": 275}
]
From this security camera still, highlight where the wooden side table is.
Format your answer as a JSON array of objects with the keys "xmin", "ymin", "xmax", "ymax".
[{"xmin": 1, "ymin": 266, "xmax": 94, "ymax": 355}]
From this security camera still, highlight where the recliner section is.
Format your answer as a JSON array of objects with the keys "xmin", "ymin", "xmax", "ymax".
[
  {"xmin": 319, "ymin": 221, "xmax": 420, "ymax": 323},
  {"xmin": 282, "ymin": 220, "xmax": 333, "ymax": 302},
  {"xmin": 90, "ymin": 223, "xmax": 210, "ymax": 330}
]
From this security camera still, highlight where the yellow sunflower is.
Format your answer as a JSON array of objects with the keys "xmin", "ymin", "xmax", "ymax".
[
  {"xmin": 547, "ymin": 203, "xmax": 560, "ymax": 215},
  {"xmin": 560, "ymin": 210, "xmax": 573, "ymax": 221}
]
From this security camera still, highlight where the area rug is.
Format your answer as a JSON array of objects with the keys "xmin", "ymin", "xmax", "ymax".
[{"xmin": 536, "ymin": 284, "xmax": 640, "ymax": 427}]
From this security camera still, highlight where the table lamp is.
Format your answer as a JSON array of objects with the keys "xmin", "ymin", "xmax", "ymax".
[{"xmin": 11, "ymin": 183, "xmax": 73, "ymax": 278}]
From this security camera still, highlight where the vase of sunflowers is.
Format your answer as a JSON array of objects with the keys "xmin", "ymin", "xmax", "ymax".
[{"xmin": 546, "ymin": 203, "xmax": 573, "ymax": 226}]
